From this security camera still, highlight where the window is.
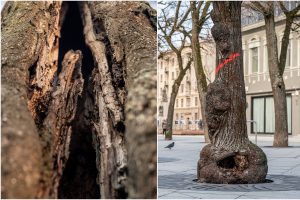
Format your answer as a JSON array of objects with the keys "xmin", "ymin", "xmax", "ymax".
[
  {"xmin": 181, "ymin": 84, "xmax": 184, "ymax": 93},
  {"xmin": 186, "ymin": 98, "xmax": 190, "ymax": 107},
  {"xmin": 160, "ymin": 75, "xmax": 162, "ymax": 82},
  {"xmin": 195, "ymin": 112, "xmax": 198, "ymax": 120},
  {"xmin": 195, "ymin": 97, "xmax": 198, "ymax": 106},
  {"xmin": 251, "ymin": 47, "xmax": 258, "ymax": 73},
  {"xmin": 172, "ymin": 72, "xmax": 174, "ymax": 80},
  {"xmin": 176, "ymin": 113, "xmax": 178, "ymax": 120},
  {"xmin": 176, "ymin": 99, "xmax": 178, "ymax": 108},
  {"xmin": 181, "ymin": 99, "xmax": 184, "ymax": 107},
  {"xmin": 286, "ymin": 42, "xmax": 291, "ymax": 67},
  {"xmin": 252, "ymin": 95, "xmax": 292, "ymax": 134}
]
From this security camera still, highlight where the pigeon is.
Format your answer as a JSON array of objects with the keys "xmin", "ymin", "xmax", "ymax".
[{"xmin": 165, "ymin": 142, "xmax": 175, "ymax": 149}]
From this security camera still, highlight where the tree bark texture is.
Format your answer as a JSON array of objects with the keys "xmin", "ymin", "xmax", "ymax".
[
  {"xmin": 1, "ymin": 2, "xmax": 62, "ymax": 198},
  {"xmin": 1, "ymin": 1, "xmax": 156, "ymax": 199},
  {"xmin": 197, "ymin": 1, "xmax": 268, "ymax": 184},
  {"xmin": 264, "ymin": 12, "xmax": 288, "ymax": 147}
]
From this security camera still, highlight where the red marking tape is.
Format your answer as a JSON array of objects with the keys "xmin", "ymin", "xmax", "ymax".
[{"xmin": 215, "ymin": 53, "xmax": 240, "ymax": 74}]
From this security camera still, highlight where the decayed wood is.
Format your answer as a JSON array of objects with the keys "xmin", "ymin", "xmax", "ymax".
[
  {"xmin": 42, "ymin": 50, "xmax": 84, "ymax": 198},
  {"xmin": 79, "ymin": 2, "xmax": 157, "ymax": 198},
  {"xmin": 197, "ymin": 1, "xmax": 268, "ymax": 184},
  {"xmin": 1, "ymin": 2, "xmax": 62, "ymax": 198},
  {"xmin": 2, "ymin": 1, "xmax": 157, "ymax": 199}
]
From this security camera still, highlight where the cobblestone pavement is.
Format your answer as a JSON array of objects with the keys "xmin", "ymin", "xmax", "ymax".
[{"xmin": 158, "ymin": 135, "xmax": 300, "ymax": 199}]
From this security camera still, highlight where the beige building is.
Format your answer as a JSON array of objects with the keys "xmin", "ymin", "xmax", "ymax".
[
  {"xmin": 157, "ymin": 41, "xmax": 215, "ymax": 130},
  {"xmin": 158, "ymin": 9, "xmax": 300, "ymax": 135},
  {"xmin": 242, "ymin": 13, "xmax": 300, "ymax": 136}
]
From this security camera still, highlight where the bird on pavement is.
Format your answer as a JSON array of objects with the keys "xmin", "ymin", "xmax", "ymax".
[{"xmin": 165, "ymin": 142, "xmax": 175, "ymax": 149}]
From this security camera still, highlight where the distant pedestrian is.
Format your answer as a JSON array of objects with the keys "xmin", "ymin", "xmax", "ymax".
[
  {"xmin": 162, "ymin": 119, "xmax": 167, "ymax": 135},
  {"xmin": 187, "ymin": 117, "xmax": 190, "ymax": 130},
  {"xmin": 199, "ymin": 119, "xmax": 203, "ymax": 130}
]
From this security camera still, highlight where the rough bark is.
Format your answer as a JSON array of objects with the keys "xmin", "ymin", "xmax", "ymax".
[
  {"xmin": 1, "ymin": 2, "xmax": 62, "ymax": 198},
  {"xmin": 80, "ymin": 2, "xmax": 157, "ymax": 198},
  {"xmin": 44, "ymin": 50, "xmax": 84, "ymax": 197},
  {"xmin": 2, "ymin": 1, "xmax": 156, "ymax": 199},
  {"xmin": 197, "ymin": 1, "xmax": 268, "ymax": 184}
]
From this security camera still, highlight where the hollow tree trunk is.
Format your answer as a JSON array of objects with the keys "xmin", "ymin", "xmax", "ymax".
[
  {"xmin": 197, "ymin": 1, "xmax": 268, "ymax": 184},
  {"xmin": 264, "ymin": 14, "xmax": 288, "ymax": 147},
  {"xmin": 166, "ymin": 67, "xmax": 189, "ymax": 140},
  {"xmin": 79, "ymin": 2, "xmax": 157, "ymax": 198},
  {"xmin": 1, "ymin": 1, "xmax": 156, "ymax": 199}
]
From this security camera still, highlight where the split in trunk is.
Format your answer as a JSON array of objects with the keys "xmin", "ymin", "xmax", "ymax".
[{"xmin": 1, "ymin": 1, "xmax": 156, "ymax": 199}]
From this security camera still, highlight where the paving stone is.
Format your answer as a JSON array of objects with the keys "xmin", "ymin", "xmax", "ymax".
[{"xmin": 158, "ymin": 135, "xmax": 300, "ymax": 199}]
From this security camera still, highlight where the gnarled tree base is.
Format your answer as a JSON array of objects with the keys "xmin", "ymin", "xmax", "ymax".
[{"xmin": 197, "ymin": 142, "xmax": 268, "ymax": 184}]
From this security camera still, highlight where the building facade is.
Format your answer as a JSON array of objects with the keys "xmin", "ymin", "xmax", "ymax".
[
  {"xmin": 157, "ymin": 41, "xmax": 215, "ymax": 130},
  {"xmin": 158, "ymin": 12, "xmax": 300, "ymax": 135},
  {"xmin": 242, "ymin": 14, "xmax": 300, "ymax": 136}
]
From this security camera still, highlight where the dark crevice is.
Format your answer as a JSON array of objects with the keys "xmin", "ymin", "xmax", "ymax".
[
  {"xmin": 27, "ymin": 58, "xmax": 38, "ymax": 99},
  {"xmin": 217, "ymin": 155, "xmax": 236, "ymax": 169},
  {"xmin": 57, "ymin": 1, "xmax": 99, "ymax": 198},
  {"xmin": 57, "ymin": 1, "xmax": 94, "ymax": 82}
]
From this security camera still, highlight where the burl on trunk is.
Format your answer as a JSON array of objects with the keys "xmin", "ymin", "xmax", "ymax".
[{"xmin": 197, "ymin": 1, "xmax": 268, "ymax": 184}]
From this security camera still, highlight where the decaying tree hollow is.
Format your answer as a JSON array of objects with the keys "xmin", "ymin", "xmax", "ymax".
[
  {"xmin": 1, "ymin": 1, "xmax": 156, "ymax": 199},
  {"xmin": 197, "ymin": 1, "xmax": 268, "ymax": 184}
]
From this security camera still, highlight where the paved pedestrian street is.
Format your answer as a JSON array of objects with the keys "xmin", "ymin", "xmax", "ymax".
[{"xmin": 158, "ymin": 135, "xmax": 300, "ymax": 199}]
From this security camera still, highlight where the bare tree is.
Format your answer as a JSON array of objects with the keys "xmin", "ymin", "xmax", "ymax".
[
  {"xmin": 197, "ymin": 1, "xmax": 268, "ymax": 184},
  {"xmin": 158, "ymin": 1, "xmax": 211, "ymax": 141},
  {"xmin": 1, "ymin": 1, "xmax": 156, "ymax": 198},
  {"xmin": 244, "ymin": 2, "xmax": 300, "ymax": 147},
  {"xmin": 190, "ymin": 1, "xmax": 211, "ymax": 143},
  {"xmin": 158, "ymin": 1, "xmax": 192, "ymax": 140}
]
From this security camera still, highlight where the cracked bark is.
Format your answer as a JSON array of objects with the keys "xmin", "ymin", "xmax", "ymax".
[
  {"xmin": 197, "ymin": 1, "xmax": 268, "ymax": 184},
  {"xmin": 79, "ymin": 2, "xmax": 157, "ymax": 198},
  {"xmin": 2, "ymin": 1, "xmax": 156, "ymax": 199}
]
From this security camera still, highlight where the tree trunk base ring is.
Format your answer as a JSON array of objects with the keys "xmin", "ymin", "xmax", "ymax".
[{"xmin": 197, "ymin": 143, "xmax": 268, "ymax": 184}]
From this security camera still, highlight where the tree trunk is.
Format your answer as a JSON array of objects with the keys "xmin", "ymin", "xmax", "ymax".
[
  {"xmin": 197, "ymin": 1, "xmax": 268, "ymax": 184},
  {"xmin": 264, "ymin": 13, "xmax": 288, "ymax": 147},
  {"xmin": 80, "ymin": 2, "xmax": 157, "ymax": 198},
  {"xmin": 1, "ymin": 2, "xmax": 62, "ymax": 198},
  {"xmin": 165, "ymin": 67, "xmax": 189, "ymax": 140},
  {"xmin": 191, "ymin": 3, "xmax": 209, "ymax": 143},
  {"xmin": 1, "ymin": 1, "xmax": 156, "ymax": 199}
]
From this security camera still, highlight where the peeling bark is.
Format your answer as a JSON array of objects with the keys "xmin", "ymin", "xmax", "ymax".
[
  {"xmin": 43, "ymin": 50, "xmax": 84, "ymax": 198},
  {"xmin": 197, "ymin": 1, "xmax": 268, "ymax": 184},
  {"xmin": 79, "ymin": 2, "xmax": 157, "ymax": 198}
]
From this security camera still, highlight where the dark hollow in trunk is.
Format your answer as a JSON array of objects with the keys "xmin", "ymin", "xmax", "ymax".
[
  {"xmin": 56, "ymin": 3, "xmax": 99, "ymax": 198},
  {"xmin": 197, "ymin": 1, "xmax": 268, "ymax": 184},
  {"xmin": 1, "ymin": 1, "xmax": 156, "ymax": 198}
]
